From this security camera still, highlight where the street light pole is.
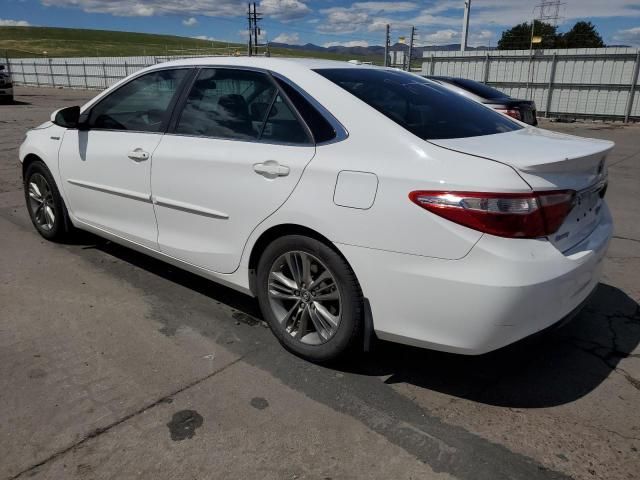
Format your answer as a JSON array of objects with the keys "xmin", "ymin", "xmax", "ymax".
[
  {"xmin": 526, "ymin": 6, "xmax": 540, "ymax": 99},
  {"xmin": 461, "ymin": 0, "xmax": 471, "ymax": 52}
]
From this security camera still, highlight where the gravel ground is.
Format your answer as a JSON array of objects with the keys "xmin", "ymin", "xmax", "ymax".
[{"xmin": 1, "ymin": 86, "xmax": 639, "ymax": 480}]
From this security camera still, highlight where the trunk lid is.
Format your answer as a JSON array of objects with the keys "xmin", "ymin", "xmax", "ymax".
[{"xmin": 430, "ymin": 127, "xmax": 613, "ymax": 252}]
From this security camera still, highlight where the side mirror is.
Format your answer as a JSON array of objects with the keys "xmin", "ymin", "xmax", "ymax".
[{"xmin": 51, "ymin": 106, "xmax": 82, "ymax": 129}]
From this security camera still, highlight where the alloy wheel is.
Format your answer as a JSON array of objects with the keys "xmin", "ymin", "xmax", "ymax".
[
  {"xmin": 28, "ymin": 173, "xmax": 56, "ymax": 231},
  {"xmin": 267, "ymin": 251, "xmax": 342, "ymax": 345}
]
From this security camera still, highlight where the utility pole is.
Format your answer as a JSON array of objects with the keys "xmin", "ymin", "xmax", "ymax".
[
  {"xmin": 253, "ymin": 3, "xmax": 258, "ymax": 55},
  {"xmin": 384, "ymin": 24, "xmax": 390, "ymax": 67},
  {"xmin": 461, "ymin": 0, "xmax": 471, "ymax": 52},
  {"xmin": 250, "ymin": 2, "xmax": 263, "ymax": 56},
  {"xmin": 407, "ymin": 26, "xmax": 416, "ymax": 72},
  {"xmin": 253, "ymin": 2, "xmax": 262, "ymax": 55},
  {"xmin": 247, "ymin": 3, "xmax": 253, "ymax": 56}
]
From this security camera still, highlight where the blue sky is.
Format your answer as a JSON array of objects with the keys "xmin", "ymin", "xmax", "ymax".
[{"xmin": 2, "ymin": 0, "xmax": 640, "ymax": 48}]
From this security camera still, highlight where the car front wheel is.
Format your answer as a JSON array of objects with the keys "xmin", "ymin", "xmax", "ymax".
[
  {"xmin": 24, "ymin": 161, "xmax": 73, "ymax": 241},
  {"xmin": 256, "ymin": 235, "xmax": 363, "ymax": 362}
]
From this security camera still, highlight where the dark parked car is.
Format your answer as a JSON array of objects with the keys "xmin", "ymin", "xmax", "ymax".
[
  {"xmin": 0, "ymin": 64, "xmax": 14, "ymax": 103},
  {"xmin": 427, "ymin": 76, "xmax": 538, "ymax": 126}
]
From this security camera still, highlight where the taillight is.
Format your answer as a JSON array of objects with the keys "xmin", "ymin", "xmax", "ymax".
[
  {"xmin": 496, "ymin": 108, "xmax": 521, "ymax": 120},
  {"xmin": 409, "ymin": 190, "xmax": 576, "ymax": 239}
]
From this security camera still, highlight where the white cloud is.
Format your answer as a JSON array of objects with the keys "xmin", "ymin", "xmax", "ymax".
[
  {"xmin": 182, "ymin": 17, "xmax": 197, "ymax": 26},
  {"xmin": 259, "ymin": 0, "xmax": 311, "ymax": 21},
  {"xmin": 398, "ymin": 0, "xmax": 640, "ymax": 33},
  {"xmin": 317, "ymin": 7, "xmax": 370, "ymax": 34},
  {"xmin": 451, "ymin": 0, "xmax": 640, "ymax": 28},
  {"xmin": 273, "ymin": 32, "xmax": 301, "ymax": 44},
  {"xmin": 192, "ymin": 35, "xmax": 220, "ymax": 42},
  {"xmin": 0, "ymin": 18, "xmax": 31, "ymax": 26},
  {"xmin": 323, "ymin": 40, "xmax": 369, "ymax": 48},
  {"xmin": 473, "ymin": 30, "xmax": 494, "ymax": 42},
  {"xmin": 351, "ymin": 2, "xmax": 417, "ymax": 13},
  {"xmin": 421, "ymin": 29, "xmax": 459, "ymax": 45},
  {"xmin": 39, "ymin": 0, "xmax": 243, "ymax": 18},
  {"xmin": 41, "ymin": 0, "xmax": 312, "ymax": 20},
  {"xmin": 419, "ymin": 0, "xmax": 462, "ymax": 15},
  {"xmin": 417, "ymin": 28, "xmax": 494, "ymax": 46},
  {"xmin": 317, "ymin": 2, "xmax": 419, "ymax": 34},
  {"xmin": 613, "ymin": 26, "xmax": 640, "ymax": 46}
]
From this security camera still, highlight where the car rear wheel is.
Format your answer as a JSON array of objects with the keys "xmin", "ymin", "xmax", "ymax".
[
  {"xmin": 24, "ymin": 161, "xmax": 73, "ymax": 241},
  {"xmin": 256, "ymin": 235, "xmax": 363, "ymax": 362}
]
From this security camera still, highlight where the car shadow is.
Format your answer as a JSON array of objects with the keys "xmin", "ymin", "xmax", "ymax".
[
  {"xmin": 339, "ymin": 283, "xmax": 640, "ymax": 408},
  {"xmin": 73, "ymin": 231, "xmax": 640, "ymax": 408}
]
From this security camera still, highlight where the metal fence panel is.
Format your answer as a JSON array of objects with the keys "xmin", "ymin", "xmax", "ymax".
[
  {"xmin": 5, "ymin": 50, "xmax": 640, "ymax": 121},
  {"xmin": 5, "ymin": 54, "xmax": 215, "ymax": 91},
  {"xmin": 422, "ymin": 47, "xmax": 640, "ymax": 121}
]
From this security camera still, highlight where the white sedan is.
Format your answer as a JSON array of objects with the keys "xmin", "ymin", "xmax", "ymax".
[{"xmin": 19, "ymin": 58, "xmax": 613, "ymax": 362}]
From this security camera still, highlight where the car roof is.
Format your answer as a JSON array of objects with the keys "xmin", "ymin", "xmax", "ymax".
[{"xmin": 153, "ymin": 56, "xmax": 374, "ymax": 73}]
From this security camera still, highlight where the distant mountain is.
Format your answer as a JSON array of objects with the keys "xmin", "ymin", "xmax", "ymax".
[{"xmin": 270, "ymin": 41, "xmax": 494, "ymax": 57}]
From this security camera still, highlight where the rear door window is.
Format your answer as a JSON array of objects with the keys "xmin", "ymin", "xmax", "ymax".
[
  {"xmin": 315, "ymin": 68, "xmax": 522, "ymax": 140},
  {"xmin": 175, "ymin": 68, "xmax": 311, "ymax": 144},
  {"xmin": 259, "ymin": 93, "xmax": 310, "ymax": 144},
  {"xmin": 274, "ymin": 78, "xmax": 337, "ymax": 143}
]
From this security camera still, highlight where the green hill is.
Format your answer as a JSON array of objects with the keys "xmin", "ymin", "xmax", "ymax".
[{"xmin": 0, "ymin": 26, "xmax": 376, "ymax": 62}]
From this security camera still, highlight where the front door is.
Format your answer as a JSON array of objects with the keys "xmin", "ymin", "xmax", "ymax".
[
  {"xmin": 59, "ymin": 68, "xmax": 190, "ymax": 249},
  {"xmin": 151, "ymin": 67, "xmax": 316, "ymax": 273}
]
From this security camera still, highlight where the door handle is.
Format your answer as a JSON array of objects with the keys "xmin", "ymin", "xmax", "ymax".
[
  {"xmin": 253, "ymin": 160, "xmax": 290, "ymax": 178},
  {"xmin": 128, "ymin": 148, "xmax": 150, "ymax": 162}
]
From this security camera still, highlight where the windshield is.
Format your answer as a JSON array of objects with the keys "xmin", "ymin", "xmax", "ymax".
[
  {"xmin": 315, "ymin": 68, "xmax": 521, "ymax": 140},
  {"xmin": 446, "ymin": 78, "xmax": 507, "ymax": 100}
]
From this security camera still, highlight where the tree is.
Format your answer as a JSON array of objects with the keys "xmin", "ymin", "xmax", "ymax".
[
  {"xmin": 497, "ymin": 20, "xmax": 560, "ymax": 50},
  {"xmin": 497, "ymin": 20, "xmax": 606, "ymax": 50},
  {"xmin": 560, "ymin": 21, "xmax": 605, "ymax": 48}
]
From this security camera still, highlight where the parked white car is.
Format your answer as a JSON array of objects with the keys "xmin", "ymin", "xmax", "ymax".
[
  {"xmin": 19, "ymin": 58, "xmax": 613, "ymax": 361},
  {"xmin": 0, "ymin": 64, "xmax": 14, "ymax": 103}
]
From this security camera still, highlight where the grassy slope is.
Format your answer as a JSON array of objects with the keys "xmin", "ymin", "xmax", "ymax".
[{"xmin": 0, "ymin": 26, "xmax": 379, "ymax": 63}]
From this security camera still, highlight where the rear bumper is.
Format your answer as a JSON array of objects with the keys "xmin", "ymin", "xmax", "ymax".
[
  {"xmin": 337, "ymin": 203, "xmax": 613, "ymax": 355},
  {"xmin": 0, "ymin": 86, "xmax": 13, "ymax": 97}
]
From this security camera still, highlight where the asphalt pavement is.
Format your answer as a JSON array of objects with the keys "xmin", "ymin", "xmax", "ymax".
[{"xmin": 1, "ymin": 87, "xmax": 638, "ymax": 480}]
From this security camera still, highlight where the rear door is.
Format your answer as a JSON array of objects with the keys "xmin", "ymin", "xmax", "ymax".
[
  {"xmin": 59, "ymin": 68, "xmax": 190, "ymax": 249},
  {"xmin": 151, "ymin": 67, "xmax": 316, "ymax": 274}
]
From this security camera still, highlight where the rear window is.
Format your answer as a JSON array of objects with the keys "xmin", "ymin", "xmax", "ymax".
[
  {"xmin": 315, "ymin": 68, "xmax": 521, "ymax": 140},
  {"xmin": 446, "ymin": 78, "xmax": 507, "ymax": 100}
]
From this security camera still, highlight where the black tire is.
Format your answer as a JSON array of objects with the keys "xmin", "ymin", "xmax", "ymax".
[
  {"xmin": 24, "ymin": 160, "xmax": 74, "ymax": 241},
  {"xmin": 256, "ymin": 235, "xmax": 363, "ymax": 362}
]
